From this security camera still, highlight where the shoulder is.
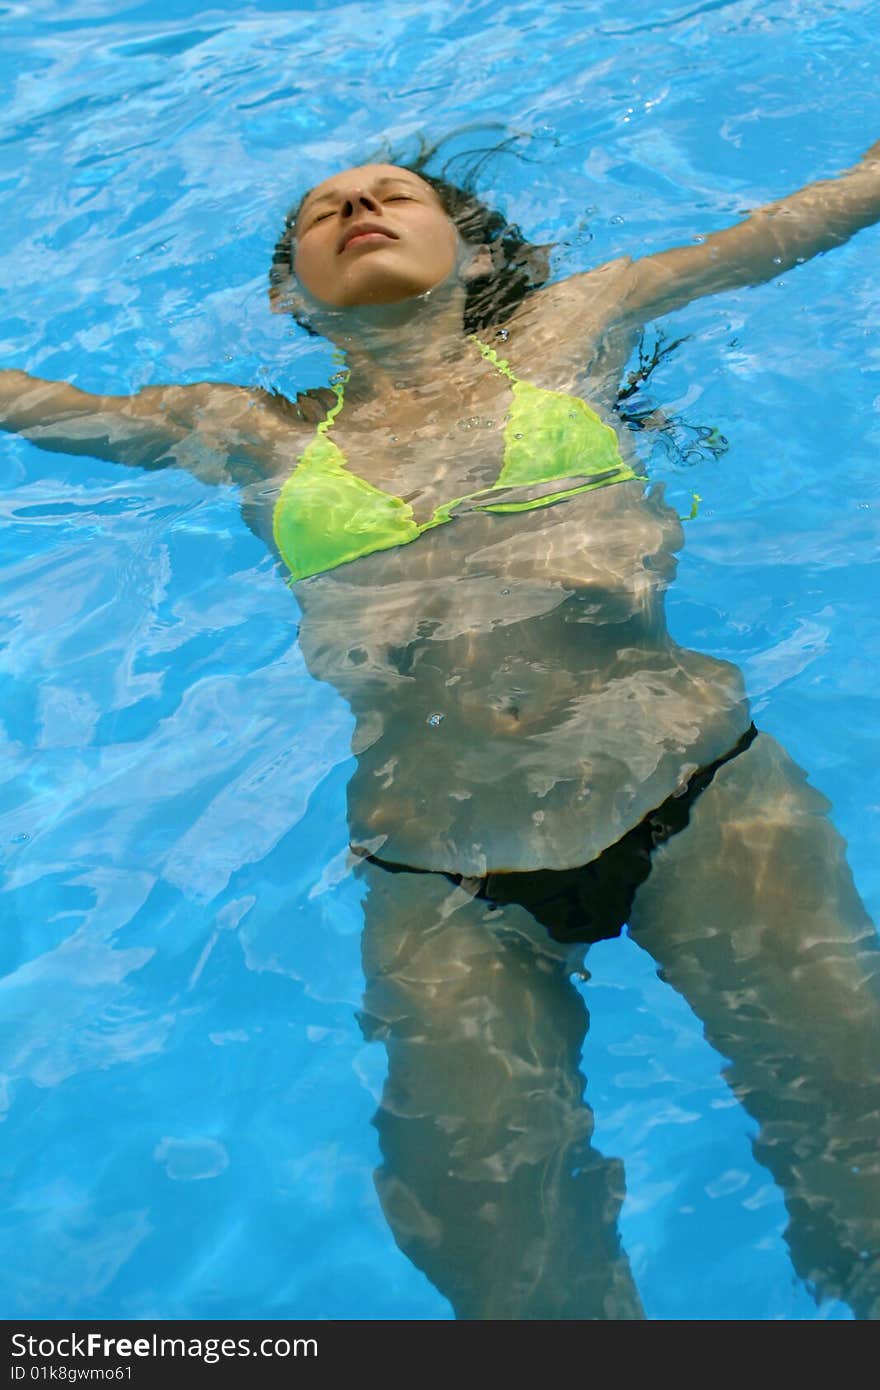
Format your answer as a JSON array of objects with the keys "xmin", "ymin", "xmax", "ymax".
[
  {"xmin": 530, "ymin": 256, "xmax": 637, "ymax": 320},
  {"xmin": 130, "ymin": 380, "xmax": 329, "ymax": 429},
  {"xmin": 129, "ymin": 380, "xmax": 334, "ymax": 484},
  {"xmin": 499, "ymin": 257, "xmax": 639, "ymax": 373},
  {"xmin": 524, "ymin": 257, "xmax": 637, "ymax": 329}
]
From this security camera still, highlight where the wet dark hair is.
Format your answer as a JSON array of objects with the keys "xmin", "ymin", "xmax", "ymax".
[
  {"xmin": 616, "ymin": 329, "xmax": 730, "ymax": 469},
  {"xmin": 269, "ymin": 141, "xmax": 551, "ymax": 336}
]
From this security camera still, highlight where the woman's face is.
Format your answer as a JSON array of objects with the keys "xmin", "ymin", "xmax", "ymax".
[{"xmin": 292, "ymin": 164, "xmax": 459, "ymax": 308}]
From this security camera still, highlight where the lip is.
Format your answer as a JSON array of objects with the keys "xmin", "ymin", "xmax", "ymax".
[{"xmin": 339, "ymin": 222, "xmax": 398, "ymax": 253}]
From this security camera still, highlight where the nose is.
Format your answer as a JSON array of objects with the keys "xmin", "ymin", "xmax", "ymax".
[{"xmin": 339, "ymin": 189, "xmax": 381, "ymax": 219}]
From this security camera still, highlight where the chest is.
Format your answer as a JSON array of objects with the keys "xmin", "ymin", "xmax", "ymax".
[{"xmin": 336, "ymin": 422, "xmax": 507, "ymax": 520}]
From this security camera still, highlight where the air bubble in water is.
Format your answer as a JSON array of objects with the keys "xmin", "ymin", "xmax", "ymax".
[{"xmin": 426, "ymin": 712, "xmax": 444, "ymax": 727}]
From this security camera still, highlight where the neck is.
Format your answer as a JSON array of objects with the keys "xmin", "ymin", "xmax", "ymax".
[{"xmin": 323, "ymin": 280, "xmax": 474, "ymax": 404}]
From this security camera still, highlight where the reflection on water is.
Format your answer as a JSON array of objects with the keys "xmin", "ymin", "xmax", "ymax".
[{"xmin": 2, "ymin": 0, "xmax": 879, "ymax": 1324}]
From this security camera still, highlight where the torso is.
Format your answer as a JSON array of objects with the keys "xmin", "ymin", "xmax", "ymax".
[{"xmin": 193, "ymin": 265, "xmax": 751, "ymax": 873}]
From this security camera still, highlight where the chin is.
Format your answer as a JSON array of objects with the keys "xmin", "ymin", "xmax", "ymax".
[
  {"xmin": 338, "ymin": 258, "xmax": 453, "ymax": 307},
  {"xmin": 343, "ymin": 279, "xmax": 438, "ymax": 307}
]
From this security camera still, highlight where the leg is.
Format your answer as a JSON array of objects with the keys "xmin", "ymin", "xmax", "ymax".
[
  {"xmin": 356, "ymin": 857, "xmax": 644, "ymax": 1320},
  {"xmin": 628, "ymin": 732, "xmax": 880, "ymax": 1317}
]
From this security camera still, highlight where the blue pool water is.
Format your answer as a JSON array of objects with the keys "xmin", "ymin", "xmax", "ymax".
[{"xmin": 2, "ymin": 0, "xmax": 879, "ymax": 1320}]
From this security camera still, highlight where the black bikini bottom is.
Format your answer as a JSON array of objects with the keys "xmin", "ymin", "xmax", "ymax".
[{"xmin": 365, "ymin": 723, "xmax": 758, "ymax": 948}]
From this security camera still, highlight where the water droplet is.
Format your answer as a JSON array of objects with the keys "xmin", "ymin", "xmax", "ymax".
[
  {"xmin": 772, "ymin": 256, "xmax": 782, "ymax": 265},
  {"xmin": 609, "ymin": 213, "xmax": 625, "ymax": 226},
  {"xmin": 426, "ymin": 712, "xmax": 444, "ymax": 727},
  {"xmin": 513, "ymin": 432, "xmax": 524, "ymax": 440},
  {"xmin": 496, "ymin": 328, "xmax": 510, "ymax": 341},
  {"xmin": 389, "ymin": 435, "xmax": 398, "ymax": 443},
  {"xmin": 692, "ymin": 234, "xmax": 705, "ymax": 244},
  {"xmin": 11, "ymin": 832, "xmax": 29, "ymax": 844}
]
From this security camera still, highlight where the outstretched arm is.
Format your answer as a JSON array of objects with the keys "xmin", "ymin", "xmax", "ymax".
[
  {"xmin": 617, "ymin": 138, "xmax": 880, "ymax": 324},
  {"xmin": 0, "ymin": 370, "xmax": 272, "ymax": 484}
]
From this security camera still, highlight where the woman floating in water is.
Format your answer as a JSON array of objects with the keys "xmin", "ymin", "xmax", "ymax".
[{"xmin": 3, "ymin": 139, "xmax": 880, "ymax": 1319}]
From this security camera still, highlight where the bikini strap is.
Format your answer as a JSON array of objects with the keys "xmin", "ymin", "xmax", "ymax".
[
  {"xmin": 316, "ymin": 352, "xmax": 350, "ymax": 436},
  {"xmin": 469, "ymin": 335, "xmax": 520, "ymax": 385}
]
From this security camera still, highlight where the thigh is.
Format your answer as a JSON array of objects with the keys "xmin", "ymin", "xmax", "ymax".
[
  {"xmin": 354, "ymin": 856, "xmax": 644, "ymax": 1319},
  {"xmin": 629, "ymin": 731, "xmax": 880, "ymax": 1075},
  {"xmin": 628, "ymin": 731, "xmax": 880, "ymax": 1316},
  {"xmin": 356, "ymin": 856, "xmax": 591, "ymax": 1119}
]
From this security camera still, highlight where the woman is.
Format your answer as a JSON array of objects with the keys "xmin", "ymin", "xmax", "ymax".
[{"xmin": 3, "ymin": 144, "xmax": 880, "ymax": 1319}]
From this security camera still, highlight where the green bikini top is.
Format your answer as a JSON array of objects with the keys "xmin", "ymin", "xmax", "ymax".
[{"xmin": 273, "ymin": 337, "xmax": 644, "ymax": 581}]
